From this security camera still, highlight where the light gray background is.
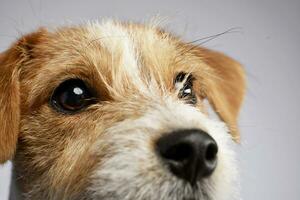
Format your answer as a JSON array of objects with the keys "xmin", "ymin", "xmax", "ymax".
[{"xmin": 0, "ymin": 0, "xmax": 299, "ymax": 199}]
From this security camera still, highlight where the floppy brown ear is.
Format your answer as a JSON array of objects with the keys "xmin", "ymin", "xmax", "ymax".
[
  {"xmin": 0, "ymin": 48, "xmax": 21, "ymax": 163},
  {"xmin": 196, "ymin": 47, "xmax": 246, "ymax": 142},
  {"xmin": 0, "ymin": 29, "xmax": 47, "ymax": 163}
]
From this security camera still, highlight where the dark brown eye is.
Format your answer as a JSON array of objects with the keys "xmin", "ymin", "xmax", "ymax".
[
  {"xmin": 50, "ymin": 79, "xmax": 96, "ymax": 113},
  {"xmin": 175, "ymin": 73, "xmax": 197, "ymax": 105}
]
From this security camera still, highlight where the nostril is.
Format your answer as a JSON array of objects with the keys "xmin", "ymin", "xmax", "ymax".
[
  {"xmin": 205, "ymin": 143, "xmax": 218, "ymax": 162},
  {"xmin": 162, "ymin": 143, "xmax": 192, "ymax": 162}
]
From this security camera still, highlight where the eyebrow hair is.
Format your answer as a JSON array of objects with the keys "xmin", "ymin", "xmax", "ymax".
[{"xmin": 26, "ymin": 64, "xmax": 110, "ymax": 112}]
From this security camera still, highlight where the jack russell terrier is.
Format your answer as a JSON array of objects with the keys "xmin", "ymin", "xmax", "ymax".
[{"xmin": 0, "ymin": 20, "xmax": 245, "ymax": 200}]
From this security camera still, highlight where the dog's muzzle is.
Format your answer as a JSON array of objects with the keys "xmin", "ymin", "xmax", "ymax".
[{"xmin": 156, "ymin": 129, "xmax": 218, "ymax": 185}]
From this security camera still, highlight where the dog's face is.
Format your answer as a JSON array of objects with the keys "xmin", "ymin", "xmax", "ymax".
[{"xmin": 0, "ymin": 21, "xmax": 245, "ymax": 200}]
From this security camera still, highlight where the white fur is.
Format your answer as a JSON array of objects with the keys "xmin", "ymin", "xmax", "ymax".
[
  {"xmin": 86, "ymin": 21, "xmax": 147, "ymax": 92},
  {"xmin": 88, "ymin": 97, "xmax": 239, "ymax": 200}
]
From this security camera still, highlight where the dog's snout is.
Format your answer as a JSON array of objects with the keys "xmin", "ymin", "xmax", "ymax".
[{"xmin": 156, "ymin": 129, "xmax": 218, "ymax": 185}]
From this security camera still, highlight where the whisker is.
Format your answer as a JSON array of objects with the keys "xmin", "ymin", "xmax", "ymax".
[
  {"xmin": 178, "ymin": 27, "xmax": 243, "ymax": 58},
  {"xmin": 187, "ymin": 27, "xmax": 243, "ymax": 45}
]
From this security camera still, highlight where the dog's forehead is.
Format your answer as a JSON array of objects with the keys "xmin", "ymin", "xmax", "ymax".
[
  {"xmin": 85, "ymin": 21, "xmax": 179, "ymax": 68},
  {"xmin": 83, "ymin": 21, "xmax": 179, "ymax": 86},
  {"xmin": 21, "ymin": 21, "xmax": 208, "ymax": 110},
  {"xmin": 40, "ymin": 21, "xmax": 200, "ymax": 79}
]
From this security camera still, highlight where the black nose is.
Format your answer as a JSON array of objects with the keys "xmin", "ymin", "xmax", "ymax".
[{"xmin": 156, "ymin": 129, "xmax": 218, "ymax": 185}]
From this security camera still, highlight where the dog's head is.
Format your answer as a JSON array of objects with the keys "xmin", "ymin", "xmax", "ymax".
[{"xmin": 0, "ymin": 21, "xmax": 245, "ymax": 200}]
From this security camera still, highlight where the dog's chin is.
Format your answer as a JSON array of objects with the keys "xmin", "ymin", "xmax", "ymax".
[
  {"xmin": 88, "ymin": 166, "xmax": 237, "ymax": 200},
  {"xmin": 90, "ymin": 188, "xmax": 210, "ymax": 200},
  {"xmin": 88, "ymin": 162, "xmax": 237, "ymax": 200},
  {"xmin": 89, "ymin": 178, "xmax": 211, "ymax": 200}
]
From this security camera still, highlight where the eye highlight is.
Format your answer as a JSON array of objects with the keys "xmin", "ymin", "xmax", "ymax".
[
  {"xmin": 50, "ymin": 79, "xmax": 97, "ymax": 114},
  {"xmin": 175, "ymin": 72, "xmax": 197, "ymax": 105}
]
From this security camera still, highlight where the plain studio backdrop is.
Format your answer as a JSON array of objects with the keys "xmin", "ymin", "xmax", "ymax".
[{"xmin": 0, "ymin": 0, "xmax": 299, "ymax": 199}]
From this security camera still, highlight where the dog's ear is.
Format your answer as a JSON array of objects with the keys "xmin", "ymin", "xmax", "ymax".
[
  {"xmin": 0, "ymin": 29, "xmax": 47, "ymax": 163},
  {"xmin": 195, "ymin": 47, "xmax": 246, "ymax": 142}
]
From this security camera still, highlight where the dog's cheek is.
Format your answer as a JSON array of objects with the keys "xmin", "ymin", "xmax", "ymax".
[
  {"xmin": 48, "ymin": 136, "xmax": 100, "ymax": 198},
  {"xmin": 16, "ymin": 106, "xmax": 102, "ymax": 198}
]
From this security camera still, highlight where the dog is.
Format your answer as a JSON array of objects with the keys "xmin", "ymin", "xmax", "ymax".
[{"xmin": 0, "ymin": 20, "xmax": 245, "ymax": 200}]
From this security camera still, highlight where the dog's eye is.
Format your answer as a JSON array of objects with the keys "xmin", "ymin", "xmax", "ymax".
[
  {"xmin": 175, "ymin": 73, "xmax": 197, "ymax": 105},
  {"xmin": 50, "ymin": 79, "xmax": 96, "ymax": 113}
]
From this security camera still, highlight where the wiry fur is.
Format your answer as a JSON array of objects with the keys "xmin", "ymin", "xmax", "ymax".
[
  {"xmin": 0, "ymin": 20, "xmax": 245, "ymax": 200},
  {"xmin": 89, "ymin": 100, "xmax": 239, "ymax": 200}
]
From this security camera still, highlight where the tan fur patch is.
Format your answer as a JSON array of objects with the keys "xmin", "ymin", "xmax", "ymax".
[{"xmin": 0, "ymin": 20, "xmax": 245, "ymax": 199}]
